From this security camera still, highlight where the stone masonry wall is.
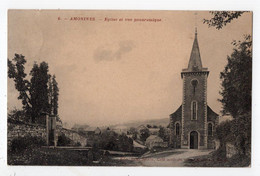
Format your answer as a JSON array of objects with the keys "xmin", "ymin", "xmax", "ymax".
[
  {"xmin": 8, "ymin": 122, "xmax": 46, "ymax": 146},
  {"xmin": 8, "ymin": 121, "xmax": 87, "ymax": 146},
  {"xmin": 182, "ymin": 73, "xmax": 207, "ymax": 148}
]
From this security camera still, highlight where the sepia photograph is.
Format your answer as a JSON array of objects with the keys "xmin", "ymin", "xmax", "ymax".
[{"xmin": 6, "ymin": 10, "xmax": 252, "ymax": 167}]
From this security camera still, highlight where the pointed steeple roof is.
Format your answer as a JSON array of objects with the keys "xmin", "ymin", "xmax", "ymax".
[
  {"xmin": 181, "ymin": 28, "xmax": 209, "ymax": 78},
  {"xmin": 187, "ymin": 28, "xmax": 203, "ymax": 71}
]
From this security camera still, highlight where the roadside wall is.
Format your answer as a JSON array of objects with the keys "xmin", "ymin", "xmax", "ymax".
[{"xmin": 8, "ymin": 121, "xmax": 87, "ymax": 146}]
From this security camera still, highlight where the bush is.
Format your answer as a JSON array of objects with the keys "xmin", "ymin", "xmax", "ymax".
[
  {"xmin": 232, "ymin": 113, "xmax": 251, "ymax": 156},
  {"xmin": 212, "ymin": 147, "xmax": 227, "ymax": 159},
  {"xmin": 57, "ymin": 133, "xmax": 73, "ymax": 146},
  {"xmin": 10, "ymin": 135, "xmax": 46, "ymax": 153},
  {"xmin": 215, "ymin": 120, "xmax": 233, "ymax": 149},
  {"xmin": 87, "ymin": 131, "xmax": 134, "ymax": 152},
  {"xmin": 8, "ymin": 109, "xmax": 30, "ymax": 123},
  {"xmin": 216, "ymin": 113, "xmax": 251, "ymax": 156}
]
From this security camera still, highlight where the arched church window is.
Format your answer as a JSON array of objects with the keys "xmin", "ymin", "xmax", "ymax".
[
  {"xmin": 208, "ymin": 123, "xmax": 213, "ymax": 136},
  {"xmin": 175, "ymin": 123, "xmax": 180, "ymax": 136},
  {"xmin": 191, "ymin": 101, "xmax": 197, "ymax": 120}
]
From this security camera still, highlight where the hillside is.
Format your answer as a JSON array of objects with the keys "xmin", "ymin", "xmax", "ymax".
[{"xmin": 110, "ymin": 118, "xmax": 170, "ymax": 129}]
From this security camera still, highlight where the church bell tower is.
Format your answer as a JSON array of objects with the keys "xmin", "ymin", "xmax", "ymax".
[{"xmin": 180, "ymin": 29, "xmax": 209, "ymax": 149}]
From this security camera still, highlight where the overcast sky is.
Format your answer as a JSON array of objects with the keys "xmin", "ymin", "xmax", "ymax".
[{"xmin": 8, "ymin": 10, "xmax": 252, "ymax": 127}]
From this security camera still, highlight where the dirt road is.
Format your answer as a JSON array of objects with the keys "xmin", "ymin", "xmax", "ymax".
[{"xmin": 112, "ymin": 149, "xmax": 213, "ymax": 167}]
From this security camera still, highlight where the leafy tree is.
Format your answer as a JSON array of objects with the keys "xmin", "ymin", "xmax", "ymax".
[
  {"xmin": 217, "ymin": 35, "xmax": 252, "ymax": 157},
  {"xmin": 129, "ymin": 127, "xmax": 138, "ymax": 140},
  {"xmin": 129, "ymin": 127, "xmax": 136, "ymax": 133},
  {"xmin": 8, "ymin": 54, "xmax": 31, "ymax": 117},
  {"xmin": 216, "ymin": 113, "xmax": 251, "ymax": 156},
  {"xmin": 8, "ymin": 54, "xmax": 59, "ymax": 123},
  {"xmin": 118, "ymin": 133, "xmax": 133, "ymax": 152},
  {"xmin": 203, "ymin": 11, "xmax": 246, "ymax": 29},
  {"xmin": 203, "ymin": 11, "xmax": 251, "ymax": 159},
  {"xmin": 231, "ymin": 113, "xmax": 251, "ymax": 156},
  {"xmin": 215, "ymin": 120, "xmax": 232, "ymax": 149},
  {"xmin": 146, "ymin": 124, "xmax": 152, "ymax": 128},
  {"xmin": 30, "ymin": 62, "xmax": 50, "ymax": 123},
  {"xmin": 92, "ymin": 130, "xmax": 133, "ymax": 152},
  {"xmin": 132, "ymin": 133, "xmax": 137, "ymax": 140},
  {"xmin": 219, "ymin": 35, "xmax": 252, "ymax": 118},
  {"xmin": 158, "ymin": 127, "xmax": 169, "ymax": 142},
  {"xmin": 140, "ymin": 128, "xmax": 150, "ymax": 142}
]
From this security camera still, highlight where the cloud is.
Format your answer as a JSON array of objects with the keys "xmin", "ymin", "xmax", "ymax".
[
  {"xmin": 94, "ymin": 40, "xmax": 135, "ymax": 62},
  {"xmin": 94, "ymin": 48, "xmax": 114, "ymax": 62}
]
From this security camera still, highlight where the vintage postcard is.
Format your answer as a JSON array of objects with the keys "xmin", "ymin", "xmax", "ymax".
[{"xmin": 7, "ymin": 10, "xmax": 252, "ymax": 167}]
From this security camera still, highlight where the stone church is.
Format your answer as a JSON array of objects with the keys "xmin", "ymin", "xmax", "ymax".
[{"xmin": 169, "ymin": 30, "xmax": 219, "ymax": 149}]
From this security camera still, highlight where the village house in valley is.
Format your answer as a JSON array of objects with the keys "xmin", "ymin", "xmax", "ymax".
[
  {"xmin": 169, "ymin": 29, "xmax": 219, "ymax": 149},
  {"xmin": 145, "ymin": 135, "xmax": 168, "ymax": 150}
]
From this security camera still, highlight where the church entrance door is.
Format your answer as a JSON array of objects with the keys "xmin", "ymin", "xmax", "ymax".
[{"xmin": 190, "ymin": 131, "xmax": 198, "ymax": 149}]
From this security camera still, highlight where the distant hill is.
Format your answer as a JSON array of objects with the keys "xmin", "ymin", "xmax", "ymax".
[{"xmin": 110, "ymin": 118, "xmax": 170, "ymax": 129}]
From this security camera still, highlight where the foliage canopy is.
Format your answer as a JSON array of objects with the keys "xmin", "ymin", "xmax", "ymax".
[{"xmin": 8, "ymin": 54, "xmax": 59, "ymax": 123}]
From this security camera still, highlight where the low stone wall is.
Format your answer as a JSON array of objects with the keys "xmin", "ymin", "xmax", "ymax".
[{"xmin": 8, "ymin": 121, "xmax": 87, "ymax": 146}]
